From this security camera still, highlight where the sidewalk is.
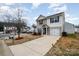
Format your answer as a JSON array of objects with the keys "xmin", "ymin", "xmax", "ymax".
[
  {"xmin": 0, "ymin": 40, "xmax": 13, "ymax": 56},
  {"xmin": 9, "ymin": 36, "xmax": 60, "ymax": 56}
]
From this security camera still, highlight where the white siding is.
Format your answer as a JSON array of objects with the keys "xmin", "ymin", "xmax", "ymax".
[
  {"xmin": 47, "ymin": 15, "xmax": 64, "ymax": 27},
  {"xmin": 43, "ymin": 20, "xmax": 47, "ymax": 25},
  {"xmin": 64, "ymin": 22, "xmax": 75, "ymax": 34},
  {"xmin": 46, "ymin": 15, "xmax": 64, "ymax": 32},
  {"xmin": 50, "ymin": 27, "xmax": 61, "ymax": 36},
  {"xmin": 37, "ymin": 22, "xmax": 42, "ymax": 29},
  {"xmin": 36, "ymin": 12, "xmax": 65, "ymax": 36}
]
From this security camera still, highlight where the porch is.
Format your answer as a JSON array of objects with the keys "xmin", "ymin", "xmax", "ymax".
[{"xmin": 41, "ymin": 24, "xmax": 50, "ymax": 35}]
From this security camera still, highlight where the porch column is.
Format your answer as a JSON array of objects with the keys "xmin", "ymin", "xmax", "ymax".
[
  {"xmin": 46, "ymin": 26, "xmax": 47, "ymax": 35},
  {"xmin": 41, "ymin": 28, "xmax": 43, "ymax": 36}
]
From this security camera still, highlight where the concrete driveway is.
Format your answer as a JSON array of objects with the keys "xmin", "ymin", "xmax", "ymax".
[{"xmin": 9, "ymin": 35, "xmax": 60, "ymax": 56}]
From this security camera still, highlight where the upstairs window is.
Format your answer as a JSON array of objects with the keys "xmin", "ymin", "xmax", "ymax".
[
  {"xmin": 50, "ymin": 18, "xmax": 54, "ymax": 23},
  {"xmin": 55, "ymin": 16, "xmax": 59, "ymax": 22},
  {"xmin": 50, "ymin": 16, "xmax": 59, "ymax": 23},
  {"xmin": 39, "ymin": 20, "xmax": 43, "ymax": 24}
]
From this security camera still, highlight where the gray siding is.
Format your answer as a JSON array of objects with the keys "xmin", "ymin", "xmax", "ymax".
[
  {"xmin": 64, "ymin": 22, "xmax": 75, "ymax": 34},
  {"xmin": 75, "ymin": 28, "xmax": 79, "ymax": 33}
]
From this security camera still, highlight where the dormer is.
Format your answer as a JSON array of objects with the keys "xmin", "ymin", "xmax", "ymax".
[
  {"xmin": 36, "ymin": 15, "xmax": 45, "ymax": 21},
  {"xmin": 36, "ymin": 15, "xmax": 45, "ymax": 25}
]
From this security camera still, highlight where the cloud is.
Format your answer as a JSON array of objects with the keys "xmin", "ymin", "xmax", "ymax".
[
  {"xmin": 33, "ymin": 16, "xmax": 38, "ymax": 20},
  {"xmin": 0, "ymin": 5, "xmax": 30, "ymax": 16},
  {"xmin": 0, "ymin": 6, "xmax": 16, "ymax": 18},
  {"xmin": 65, "ymin": 13, "xmax": 79, "ymax": 24},
  {"xmin": 0, "ymin": 5, "xmax": 31, "ymax": 23},
  {"xmin": 53, "ymin": 5, "xmax": 68, "ymax": 14},
  {"xmin": 21, "ymin": 16, "xmax": 29, "ymax": 22},
  {"xmin": 18, "ymin": 7, "xmax": 31, "ymax": 13},
  {"xmin": 48, "ymin": 4, "xmax": 68, "ymax": 15},
  {"xmin": 4, "ymin": 3, "xmax": 15, "ymax": 5},
  {"xmin": 64, "ymin": 12, "xmax": 79, "ymax": 25},
  {"xmin": 21, "ymin": 16, "xmax": 30, "ymax": 20},
  {"xmin": 66, "ymin": 17, "xmax": 79, "ymax": 25},
  {"xmin": 28, "ymin": 16, "xmax": 38, "ymax": 25},
  {"xmin": 0, "ymin": 6, "xmax": 10, "ymax": 12},
  {"xmin": 21, "ymin": 16, "xmax": 33, "ymax": 26},
  {"xmin": 32, "ymin": 3, "xmax": 41, "ymax": 9},
  {"xmin": 48, "ymin": 3, "xmax": 63, "ymax": 8}
]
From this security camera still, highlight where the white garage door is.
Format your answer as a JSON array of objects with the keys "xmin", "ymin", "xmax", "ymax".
[{"xmin": 50, "ymin": 28, "xmax": 61, "ymax": 36}]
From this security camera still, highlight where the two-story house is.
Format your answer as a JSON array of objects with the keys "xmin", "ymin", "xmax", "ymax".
[{"xmin": 36, "ymin": 12, "xmax": 75, "ymax": 36}]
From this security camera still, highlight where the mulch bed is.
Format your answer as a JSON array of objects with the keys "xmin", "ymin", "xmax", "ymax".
[{"xmin": 5, "ymin": 34, "xmax": 41, "ymax": 46}]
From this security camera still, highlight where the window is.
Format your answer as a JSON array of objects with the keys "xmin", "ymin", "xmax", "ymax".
[
  {"xmin": 39, "ymin": 20, "xmax": 43, "ymax": 24},
  {"xmin": 50, "ymin": 18, "xmax": 54, "ymax": 23},
  {"xmin": 50, "ymin": 16, "xmax": 59, "ymax": 23},
  {"xmin": 55, "ymin": 16, "xmax": 59, "ymax": 22}
]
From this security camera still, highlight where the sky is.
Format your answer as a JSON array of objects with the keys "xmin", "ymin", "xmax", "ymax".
[{"xmin": 0, "ymin": 3, "xmax": 79, "ymax": 27}]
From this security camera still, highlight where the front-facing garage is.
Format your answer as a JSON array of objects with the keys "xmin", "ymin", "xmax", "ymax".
[{"xmin": 50, "ymin": 27, "xmax": 61, "ymax": 36}]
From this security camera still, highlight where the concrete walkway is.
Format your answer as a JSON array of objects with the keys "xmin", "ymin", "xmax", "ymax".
[
  {"xmin": 0, "ymin": 40, "xmax": 13, "ymax": 56},
  {"xmin": 9, "ymin": 36, "xmax": 60, "ymax": 56}
]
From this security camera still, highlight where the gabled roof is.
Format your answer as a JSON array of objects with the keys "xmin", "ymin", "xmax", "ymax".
[
  {"xmin": 36, "ymin": 12, "xmax": 64, "ymax": 21},
  {"xmin": 46, "ymin": 12, "xmax": 64, "ymax": 19},
  {"xmin": 36, "ymin": 15, "xmax": 45, "ymax": 21}
]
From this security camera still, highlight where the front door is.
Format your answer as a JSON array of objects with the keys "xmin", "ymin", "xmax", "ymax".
[{"xmin": 43, "ymin": 28, "xmax": 46, "ymax": 34}]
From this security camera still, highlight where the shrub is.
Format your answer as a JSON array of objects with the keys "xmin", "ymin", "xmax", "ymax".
[
  {"xmin": 15, "ymin": 37, "xmax": 23, "ymax": 40},
  {"xmin": 62, "ymin": 32, "xmax": 67, "ymax": 37},
  {"xmin": 37, "ymin": 32, "xmax": 41, "ymax": 35},
  {"xmin": 32, "ymin": 32, "xmax": 41, "ymax": 35},
  {"xmin": 32, "ymin": 32, "xmax": 37, "ymax": 35},
  {"xmin": 67, "ymin": 34, "xmax": 76, "ymax": 38}
]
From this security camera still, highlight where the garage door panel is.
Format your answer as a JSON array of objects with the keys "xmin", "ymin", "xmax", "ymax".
[{"xmin": 50, "ymin": 28, "xmax": 60, "ymax": 36}]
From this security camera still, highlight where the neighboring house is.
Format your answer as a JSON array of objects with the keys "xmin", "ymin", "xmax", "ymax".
[
  {"xmin": 21, "ymin": 26, "xmax": 30, "ymax": 33},
  {"xmin": 0, "ymin": 22, "xmax": 17, "ymax": 34},
  {"xmin": 0, "ymin": 22, "xmax": 27, "ymax": 34},
  {"xmin": 36, "ymin": 12, "xmax": 75, "ymax": 36},
  {"xmin": 75, "ymin": 26, "xmax": 79, "ymax": 33}
]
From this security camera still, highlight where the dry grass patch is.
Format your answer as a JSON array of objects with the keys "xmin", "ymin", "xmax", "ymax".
[
  {"xmin": 5, "ymin": 34, "xmax": 41, "ymax": 46},
  {"xmin": 45, "ymin": 34, "xmax": 79, "ymax": 56}
]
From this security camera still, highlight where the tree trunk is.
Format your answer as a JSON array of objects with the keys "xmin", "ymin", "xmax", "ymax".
[
  {"xmin": 34, "ymin": 28, "xmax": 35, "ymax": 33},
  {"xmin": 18, "ymin": 33, "xmax": 20, "ymax": 38}
]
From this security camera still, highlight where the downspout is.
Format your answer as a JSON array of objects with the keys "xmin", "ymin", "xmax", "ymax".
[{"xmin": 63, "ymin": 12, "xmax": 65, "ymax": 32}]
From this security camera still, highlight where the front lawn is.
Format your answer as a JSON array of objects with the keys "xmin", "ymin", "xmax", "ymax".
[
  {"xmin": 5, "ymin": 34, "xmax": 41, "ymax": 46},
  {"xmin": 67, "ymin": 34, "xmax": 77, "ymax": 39},
  {"xmin": 45, "ymin": 34, "xmax": 79, "ymax": 56}
]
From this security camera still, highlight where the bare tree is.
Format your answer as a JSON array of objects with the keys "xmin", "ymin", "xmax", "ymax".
[
  {"xmin": 0, "ymin": 7, "xmax": 27, "ymax": 40},
  {"xmin": 32, "ymin": 24, "xmax": 37, "ymax": 34},
  {"xmin": 15, "ymin": 8, "xmax": 27, "ymax": 39}
]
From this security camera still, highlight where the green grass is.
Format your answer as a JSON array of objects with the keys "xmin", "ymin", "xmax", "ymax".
[
  {"xmin": 64, "ymin": 52, "xmax": 79, "ymax": 56},
  {"xmin": 67, "ymin": 34, "xmax": 76, "ymax": 39}
]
